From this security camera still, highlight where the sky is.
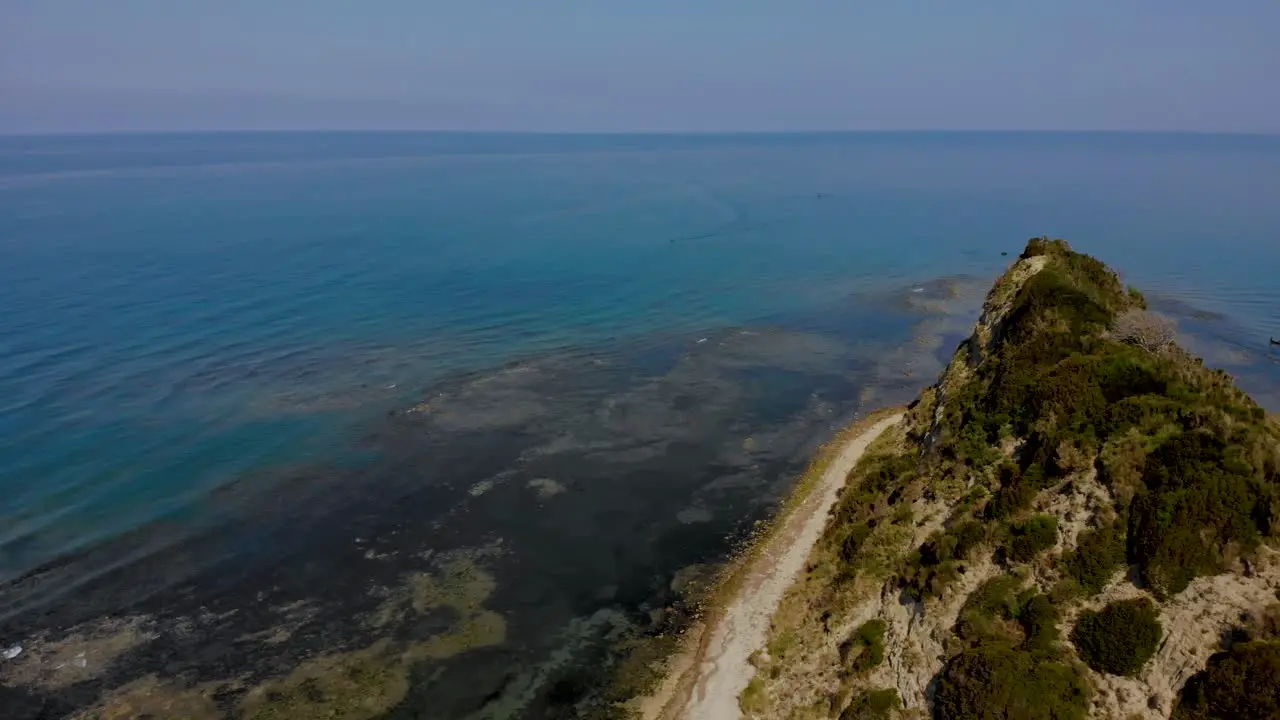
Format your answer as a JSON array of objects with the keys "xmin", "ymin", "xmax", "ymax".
[{"xmin": 2, "ymin": 1, "xmax": 1278, "ymax": 134}]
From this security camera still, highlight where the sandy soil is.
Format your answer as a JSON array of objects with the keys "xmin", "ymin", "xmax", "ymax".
[{"xmin": 670, "ymin": 413, "xmax": 904, "ymax": 720}]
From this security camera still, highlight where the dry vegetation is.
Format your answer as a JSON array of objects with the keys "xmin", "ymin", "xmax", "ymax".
[{"xmin": 1112, "ymin": 308, "xmax": 1179, "ymax": 353}]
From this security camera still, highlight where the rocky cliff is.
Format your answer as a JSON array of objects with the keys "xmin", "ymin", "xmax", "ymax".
[{"xmin": 744, "ymin": 239, "xmax": 1280, "ymax": 720}]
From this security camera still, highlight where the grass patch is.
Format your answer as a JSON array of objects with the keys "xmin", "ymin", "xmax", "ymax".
[
  {"xmin": 840, "ymin": 619, "xmax": 887, "ymax": 673},
  {"xmin": 740, "ymin": 676, "xmax": 769, "ymax": 716},
  {"xmin": 956, "ymin": 575, "xmax": 1026, "ymax": 644},
  {"xmin": 955, "ymin": 576, "xmax": 1061, "ymax": 651},
  {"xmin": 840, "ymin": 688, "xmax": 900, "ymax": 720}
]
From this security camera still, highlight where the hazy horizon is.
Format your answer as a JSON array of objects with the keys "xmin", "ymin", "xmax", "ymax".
[
  {"xmin": 3, "ymin": 2, "xmax": 1278, "ymax": 135},
  {"xmin": 4, "ymin": 129, "xmax": 1280, "ymax": 140}
]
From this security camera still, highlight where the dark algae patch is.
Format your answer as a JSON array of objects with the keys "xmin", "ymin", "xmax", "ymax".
[
  {"xmin": 6, "ymin": 238, "xmax": 1280, "ymax": 719},
  {"xmin": 2, "ymin": 294, "xmax": 986, "ymax": 720}
]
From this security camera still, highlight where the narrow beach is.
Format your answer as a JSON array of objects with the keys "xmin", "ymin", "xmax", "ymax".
[{"xmin": 650, "ymin": 412, "xmax": 905, "ymax": 720}]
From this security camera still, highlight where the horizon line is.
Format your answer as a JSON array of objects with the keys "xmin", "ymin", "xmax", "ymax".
[{"xmin": 3, "ymin": 128, "xmax": 1279, "ymax": 139}]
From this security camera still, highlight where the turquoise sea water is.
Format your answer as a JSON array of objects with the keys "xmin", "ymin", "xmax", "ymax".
[
  {"xmin": 3, "ymin": 132, "xmax": 1280, "ymax": 582},
  {"xmin": 1, "ymin": 133, "xmax": 1279, "ymax": 716}
]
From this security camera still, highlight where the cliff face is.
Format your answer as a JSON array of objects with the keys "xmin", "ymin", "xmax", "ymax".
[{"xmin": 746, "ymin": 239, "xmax": 1280, "ymax": 720}]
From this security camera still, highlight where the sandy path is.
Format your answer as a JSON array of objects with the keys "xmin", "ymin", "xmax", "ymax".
[{"xmin": 675, "ymin": 414, "xmax": 903, "ymax": 720}]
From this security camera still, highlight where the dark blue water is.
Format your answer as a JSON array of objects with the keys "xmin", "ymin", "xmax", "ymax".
[{"xmin": 2, "ymin": 132, "xmax": 1280, "ymax": 586}]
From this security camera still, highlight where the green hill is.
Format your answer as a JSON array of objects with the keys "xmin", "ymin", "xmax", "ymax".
[{"xmin": 748, "ymin": 238, "xmax": 1280, "ymax": 720}]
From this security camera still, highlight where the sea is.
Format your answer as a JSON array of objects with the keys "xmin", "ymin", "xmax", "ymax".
[{"xmin": 1, "ymin": 132, "xmax": 1278, "ymax": 718}]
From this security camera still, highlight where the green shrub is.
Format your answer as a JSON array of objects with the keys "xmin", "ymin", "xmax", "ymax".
[
  {"xmin": 824, "ymin": 449, "xmax": 917, "ymax": 581},
  {"xmin": 1128, "ymin": 286, "xmax": 1148, "ymax": 309},
  {"xmin": 941, "ymin": 574, "xmax": 1082, "ymax": 718},
  {"xmin": 856, "ymin": 618, "xmax": 886, "ymax": 646},
  {"xmin": 985, "ymin": 465, "xmax": 1037, "ymax": 520},
  {"xmin": 1128, "ymin": 435, "xmax": 1263, "ymax": 597},
  {"xmin": 1007, "ymin": 515, "xmax": 1059, "ymax": 563},
  {"xmin": 956, "ymin": 575, "xmax": 1025, "ymax": 644},
  {"xmin": 838, "ymin": 522, "xmax": 874, "ymax": 566},
  {"xmin": 1174, "ymin": 641, "xmax": 1280, "ymax": 719},
  {"xmin": 1070, "ymin": 598, "xmax": 1162, "ymax": 676},
  {"xmin": 1019, "ymin": 594, "xmax": 1061, "ymax": 652},
  {"xmin": 1059, "ymin": 519, "xmax": 1126, "ymax": 597},
  {"xmin": 956, "ymin": 578, "xmax": 1060, "ymax": 654},
  {"xmin": 933, "ymin": 643, "xmax": 1090, "ymax": 720},
  {"xmin": 840, "ymin": 688, "xmax": 900, "ymax": 720},
  {"xmin": 1020, "ymin": 236, "xmax": 1063, "ymax": 258},
  {"xmin": 1101, "ymin": 394, "xmax": 1180, "ymax": 438},
  {"xmin": 847, "ymin": 619, "xmax": 887, "ymax": 672},
  {"xmin": 902, "ymin": 520, "xmax": 987, "ymax": 598}
]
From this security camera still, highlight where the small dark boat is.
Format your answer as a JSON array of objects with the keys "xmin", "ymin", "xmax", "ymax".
[{"xmin": 1271, "ymin": 337, "xmax": 1280, "ymax": 346}]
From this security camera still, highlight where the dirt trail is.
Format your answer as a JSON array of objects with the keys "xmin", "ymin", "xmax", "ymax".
[{"xmin": 672, "ymin": 414, "xmax": 904, "ymax": 720}]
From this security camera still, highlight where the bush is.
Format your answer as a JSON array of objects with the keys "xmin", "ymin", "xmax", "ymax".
[
  {"xmin": 1127, "ymin": 286, "xmax": 1148, "ymax": 309},
  {"xmin": 1174, "ymin": 641, "xmax": 1280, "ymax": 719},
  {"xmin": 902, "ymin": 520, "xmax": 987, "ymax": 598},
  {"xmin": 1070, "ymin": 598, "xmax": 1162, "ymax": 676},
  {"xmin": 1059, "ymin": 519, "xmax": 1126, "ymax": 597},
  {"xmin": 1019, "ymin": 594, "xmax": 1061, "ymax": 653},
  {"xmin": 956, "ymin": 575, "xmax": 1025, "ymax": 644},
  {"xmin": 941, "ymin": 576, "xmax": 1083, "ymax": 718},
  {"xmin": 1113, "ymin": 308, "xmax": 1177, "ymax": 353},
  {"xmin": 845, "ymin": 619, "xmax": 887, "ymax": 672},
  {"xmin": 956, "ymin": 578, "xmax": 1061, "ymax": 654},
  {"xmin": 933, "ymin": 643, "xmax": 1090, "ymax": 720},
  {"xmin": 840, "ymin": 688, "xmax": 900, "ymax": 720},
  {"xmin": 1128, "ymin": 433, "xmax": 1263, "ymax": 597},
  {"xmin": 1020, "ymin": 236, "xmax": 1058, "ymax": 258},
  {"xmin": 1007, "ymin": 515, "xmax": 1059, "ymax": 563},
  {"xmin": 985, "ymin": 465, "xmax": 1036, "ymax": 520}
]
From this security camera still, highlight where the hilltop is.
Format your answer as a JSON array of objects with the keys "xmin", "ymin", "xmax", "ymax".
[{"xmin": 735, "ymin": 239, "xmax": 1280, "ymax": 719}]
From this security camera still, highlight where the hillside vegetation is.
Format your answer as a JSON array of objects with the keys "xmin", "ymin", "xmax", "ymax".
[{"xmin": 746, "ymin": 239, "xmax": 1280, "ymax": 720}]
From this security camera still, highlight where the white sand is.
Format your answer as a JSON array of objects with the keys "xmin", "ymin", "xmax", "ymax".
[{"xmin": 676, "ymin": 414, "xmax": 903, "ymax": 720}]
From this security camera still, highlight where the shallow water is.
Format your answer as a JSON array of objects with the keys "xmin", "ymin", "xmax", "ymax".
[{"xmin": 1, "ymin": 132, "xmax": 1279, "ymax": 718}]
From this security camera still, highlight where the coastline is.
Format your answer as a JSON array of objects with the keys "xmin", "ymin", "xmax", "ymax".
[
  {"xmin": 637, "ymin": 408, "xmax": 905, "ymax": 720},
  {"xmin": 0, "ymin": 327, "xmax": 908, "ymax": 720}
]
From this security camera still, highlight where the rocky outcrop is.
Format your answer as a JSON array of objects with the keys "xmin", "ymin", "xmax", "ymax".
[
  {"xmin": 744, "ymin": 239, "xmax": 1280, "ymax": 720},
  {"xmin": 1079, "ymin": 548, "xmax": 1280, "ymax": 718}
]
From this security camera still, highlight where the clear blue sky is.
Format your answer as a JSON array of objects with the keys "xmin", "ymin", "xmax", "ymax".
[{"xmin": 2, "ymin": 1, "xmax": 1277, "ymax": 134}]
